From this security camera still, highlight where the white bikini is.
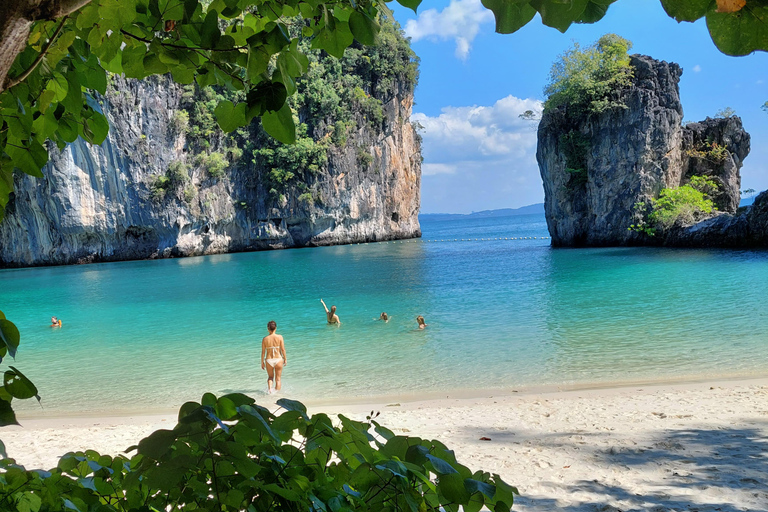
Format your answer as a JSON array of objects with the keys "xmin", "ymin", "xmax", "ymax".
[{"xmin": 265, "ymin": 345, "xmax": 283, "ymax": 368}]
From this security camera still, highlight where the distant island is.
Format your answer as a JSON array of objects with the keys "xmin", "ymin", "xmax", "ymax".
[{"xmin": 420, "ymin": 203, "xmax": 545, "ymax": 221}]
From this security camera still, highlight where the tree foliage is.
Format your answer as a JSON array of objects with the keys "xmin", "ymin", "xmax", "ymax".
[
  {"xmin": 544, "ymin": 33, "xmax": 633, "ymax": 115},
  {"xmin": 0, "ymin": 393, "xmax": 517, "ymax": 512},
  {"xmin": 631, "ymin": 176, "xmax": 719, "ymax": 234}
]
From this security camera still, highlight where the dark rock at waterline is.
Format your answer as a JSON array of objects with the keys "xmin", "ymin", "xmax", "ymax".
[{"xmin": 537, "ymin": 54, "xmax": 764, "ymax": 248}]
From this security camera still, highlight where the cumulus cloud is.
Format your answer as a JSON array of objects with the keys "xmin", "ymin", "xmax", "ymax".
[
  {"xmin": 412, "ymin": 96, "xmax": 545, "ymax": 213},
  {"xmin": 692, "ymin": 64, "xmax": 702, "ymax": 73},
  {"xmin": 404, "ymin": 0, "xmax": 493, "ymax": 60}
]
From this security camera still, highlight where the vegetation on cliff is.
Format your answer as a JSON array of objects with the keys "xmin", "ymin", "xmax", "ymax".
[
  {"xmin": 172, "ymin": 14, "xmax": 418, "ymax": 204},
  {"xmin": 543, "ymin": 34, "xmax": 633, "ymax": 116},
  {"xmin": 630, "ymin": 176, "xmax": 719, "ymax": 235},
  {"xmin": 543, "ymin": 34, "xmax": 633, "ymax": 189}
]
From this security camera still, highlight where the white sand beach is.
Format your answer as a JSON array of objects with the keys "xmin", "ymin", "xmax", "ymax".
[{"xmin": 3, "ymin": 378, "xmax": 768, "ymax": 512}]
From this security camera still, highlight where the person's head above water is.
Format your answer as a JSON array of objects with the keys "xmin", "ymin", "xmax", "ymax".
[
  {"xmin": 380, "ymin": 312, "xmax": 388, "ymax": 321},
  {"xmin": 267, "ymin": 320, "xmax": 277, "ymax": 332},
  {"xmin": 51, "ymin": 316, "xmax": 57, "ymax": 322},
  {"xmin": 330, "ymin": 305, "xmax": 336, "ymax": 313}
]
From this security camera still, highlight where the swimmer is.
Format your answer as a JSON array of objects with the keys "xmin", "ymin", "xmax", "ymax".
[
  {"xmin": 379, "ymin": 312, "xmax": 389, "ymax": 322},
  {"xmin": 320, "ymin": 299, "xmax": 341, "ymax": 325},
  {"xmin": 261, "ymin": 320, "xmax": 287, "ymax": 395},
  {"xmin": 50, "ymin": 316, "xmax": 62, "ymax": 328},
  {"xmin": 416, "ymin": 315, "xmax": 427, "ymax": 329}
]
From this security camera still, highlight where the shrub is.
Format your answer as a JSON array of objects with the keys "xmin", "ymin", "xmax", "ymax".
[
  {"xmin": 357, "ymin": 147, "xmax": 373, "ymax": 168},
  {"xmin": 298, "ymin": 192, "xmax": 314, "ymax": 206},
  {"xmin": 197, "ymin": 151, "xmax": 229, "ymax": 179},
  {"xmin": 170, "ymin": 110, "xmax": 190, "ymax": 134},
  {"xmin": 544, "ymin": 34, "xmax": 634, "ymax": 115},
  {"xmin": 0, "ymin": 395, "xmax": 517, "ymax": 512},
  {"xmin": 685, "ymin": 141, "xmax": 729, "ymax": 162}
]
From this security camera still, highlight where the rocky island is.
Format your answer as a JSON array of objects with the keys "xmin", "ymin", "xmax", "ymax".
[
  {"xmin": 537, "ymin": 40, "xmax": 767, "ymax": 248},
  {"xmin": 0, "ymin": 19, "xmax": 421, "ymax": 267}
]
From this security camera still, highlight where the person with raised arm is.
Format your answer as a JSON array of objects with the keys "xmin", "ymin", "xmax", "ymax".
[{"xmin": 320, "ymin": 299, "xmax": 341, "ymax": 325}]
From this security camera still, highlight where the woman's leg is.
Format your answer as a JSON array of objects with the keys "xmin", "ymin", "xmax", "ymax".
[
  {"xmin": 266, "ymin": 363, "xmax": 275, "ymax": 393},
  {"xmin": 274, "ymin": 360, "xmax": 284, "ymax": 391}
]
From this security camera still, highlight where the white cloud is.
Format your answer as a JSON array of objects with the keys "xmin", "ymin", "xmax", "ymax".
[
  {"xmin": 422, "ymin": 163, "xmax": 458, "ymax": 175},
  {"xmin": 413, "ymin": 96, "xmax": 546, "ymax": 213},
  {"xmin": 404, "ymin": 0, "xmax": 494, "ymax": 60},
  {"xmin": 692, "ymin": 64, "xmax": 702, "ymax": 73}
]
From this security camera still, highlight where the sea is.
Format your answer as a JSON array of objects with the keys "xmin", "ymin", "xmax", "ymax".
[{"xmin": 2, "ymin": 213, "xmax": 768, "ymax": 415}]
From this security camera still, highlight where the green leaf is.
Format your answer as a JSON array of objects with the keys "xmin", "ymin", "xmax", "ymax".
[
  {"xmin": 349, "ymin": 11, "xmax": 380, "ymax": 46},
  {"xmin": 707, "ymin": 5, "xmax": 768, "ymax": 56},
  {"xmin": 82, "ymin": 111, "xmax": 109, "ymax": 145},
  {"xmin": 214, "ymin": 100, "xmax": 247, "ymax": 132},
  {"xmin": 15, "ymin": 491, "xmax": 42, "ymax": 512},
  {"xmin": 311, "ymin": 22, "xmax": 354, "ymax": 59},
  {"xmin": 0, "ymin": 319, "xmax": 20, "ymax": 358},
  {"xmin": 465, "ymin": 478, "xmax": 496, "ymax": 499},
  {"xmin": 275, "ymin": 397, "xmax": 308, "ymax": 419},
  {"xmin": 395, "ymin": 0, "xmax": 422, "ymax": 13},
  {"xmin": 531, "ymin": 0, "xmax": 589, "ymax": 32},
  {"xmin": 0, "ymin": 398, "xmax": 19, "ymax": 426},
  {"xmin": 426, "ymin": 453, "xmax": 459, "ymax": 475},
  {"xmin": 45, "ymin": 72, "xmax": 69, "ymax": 102},
  {"xmin": 247, "ymin": 81, "xmax": 287, "ymax": 118},
  {"xmin": 661, "ymin": 0, "xmax": 712, "ymax": 22},
  {"xmin": 438, "ymin": 473, "xmax": 471, "ymax": 504},
  {"xmin": 4, "ymin": 366, "xmax": 39, "ymax": 401},
  {"xmin": 482, "ymin": 0, "xmax": 537, "ymax": 34},
  {"xmin": 137, "ymin": 429, "xmax": 176, "ymax": 459},
  {"xmin": 578, "ymin": 0, "xmax": 617, "ymax": 24}
]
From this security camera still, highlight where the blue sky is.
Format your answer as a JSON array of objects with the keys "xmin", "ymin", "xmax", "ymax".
[{"xmin": 388, "ymin": 0, "xmax": 768, "ymax": 213}]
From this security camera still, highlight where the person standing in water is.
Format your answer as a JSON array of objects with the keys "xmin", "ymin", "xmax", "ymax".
[
  {"xmin": 416, "ymin": 315, "xmax": 427, "ymax": 329},
  {"xmin": 261, "ymin": 320, "xmax": 287, "ymax": 394},
  {"xmin": 379, "ymin": 312, "xmax": 389, "ymax": 322},
  {"xmin": 320, "ymin": 299, "xmax": 341, "ymax": 325},
  {"xmin": 50, "ymin": 316, "xmax": 62, "ymax": 328}
]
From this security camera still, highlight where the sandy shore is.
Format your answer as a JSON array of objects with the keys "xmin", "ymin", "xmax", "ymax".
[{"xmin": 3, "ymin": 378, "xmax": 768, "ymax": 511}]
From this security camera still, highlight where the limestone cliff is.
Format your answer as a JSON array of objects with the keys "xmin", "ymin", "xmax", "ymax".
[
  {"xmin": 537, "ymin": 54, "xmax": 763, "ymax": 248},
  {"xmin": 0, "ymin": 32, "xmax": 421, "ymax": 267}
]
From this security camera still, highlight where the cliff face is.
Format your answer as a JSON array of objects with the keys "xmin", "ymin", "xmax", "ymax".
[
  {"xmin": 537, "ymin": 54, "xmax": 760, "ymax": 248},
  {"xmin": 0, "ymin": 48, "xmax": 421, "ymax": 267}
]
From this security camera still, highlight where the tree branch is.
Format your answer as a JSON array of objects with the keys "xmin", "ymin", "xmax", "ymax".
[{"xmin": 4, "ymin": 15, "xmax": 68, "ymax": 90}]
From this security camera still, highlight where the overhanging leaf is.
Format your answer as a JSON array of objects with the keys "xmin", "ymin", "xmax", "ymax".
[
  {"xmin": 262, "ymin": 103, "xmax": 296, "ymax": 144},
  {"xmin": 482, "ymin": 0, "xmax": 537, "ymax": 34},
  {"xmin": 0, "ymin": 398, "xmax": 19, "ymax": 426},
  {"xmin": 707, "ymin": 5, "xmax": 768, "ymax": 55},
  {"xmin": 660, "ymin": 0, "xmax": 712, "ymax": 22},
  {"xmin": 0, "ymin": 319, "xmax": 20, "ymax": 358},
  {"xmin": 4, "ymin": 366, "xmax": 39, "ymax": 401}
]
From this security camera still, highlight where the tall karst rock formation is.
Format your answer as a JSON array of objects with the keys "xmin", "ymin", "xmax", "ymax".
[
  {"xmin": 0, "ymin": 19, "xmax": 422, "ymax": 267},
  {"xmin": 537, "ymin": 54, "xmax": 767, "ymax": 248}
]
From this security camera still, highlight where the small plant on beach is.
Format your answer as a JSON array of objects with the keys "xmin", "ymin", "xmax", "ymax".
[{"xmin": 0, "ymin": 394, "xmax": 517, "ymax": 512}]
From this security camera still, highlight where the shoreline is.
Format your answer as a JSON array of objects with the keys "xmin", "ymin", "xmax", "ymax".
[
  {"xmin": 4, "ymin": 376, "xmax": 768, "ymax": 511},
  {"xmin": 13, "ymin": 372, "xmax": 768, "ymax": 420}
]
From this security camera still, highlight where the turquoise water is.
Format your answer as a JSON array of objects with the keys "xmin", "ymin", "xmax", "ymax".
[{"xmin": 2, "ymin": 213, "xmax": 768, "ymax": 414}]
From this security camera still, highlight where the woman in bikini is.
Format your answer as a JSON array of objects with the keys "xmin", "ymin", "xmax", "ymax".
[{"xmin": 261, "ymin": 320, "xmax": 287, "ymax": 394}]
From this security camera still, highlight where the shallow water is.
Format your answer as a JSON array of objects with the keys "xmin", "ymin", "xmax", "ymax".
[{"xmin": 2, "ymin": 213, "xmax": 767, "ymax": 413}]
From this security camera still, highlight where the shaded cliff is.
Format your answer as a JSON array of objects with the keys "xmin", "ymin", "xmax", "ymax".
[
  {"xmin": 0, "ymin": 21, "xmax": 421, "ymax": 267},
  {"xmin": 537, "ymin": 54, "xmax": 764, "ymax": 248}
]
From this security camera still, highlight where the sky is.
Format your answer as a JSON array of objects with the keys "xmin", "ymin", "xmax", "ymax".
[{"xmin": 388, "ymin": 0, "xmax": 768, "ymax": 214}]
